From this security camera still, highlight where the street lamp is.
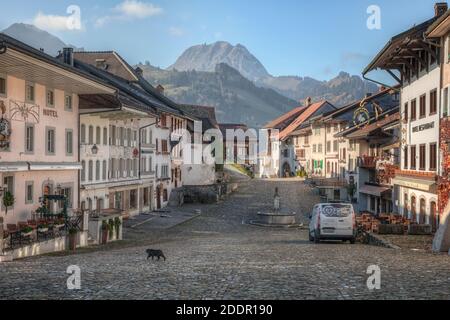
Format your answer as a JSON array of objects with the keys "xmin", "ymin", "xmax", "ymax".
[{"xmin": 91, "ymin": 144, "xmax": 99, "ymax": 155}]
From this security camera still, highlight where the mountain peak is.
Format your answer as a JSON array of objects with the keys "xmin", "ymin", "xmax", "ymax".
[{"xmin": 168, "ymin": 41, "xmax": 269, "ymax": 81}]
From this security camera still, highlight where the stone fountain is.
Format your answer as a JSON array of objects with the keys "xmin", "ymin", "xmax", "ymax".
[{"xmin": 250, "ymin": 188, "xmax": 300, "ymax": 228}]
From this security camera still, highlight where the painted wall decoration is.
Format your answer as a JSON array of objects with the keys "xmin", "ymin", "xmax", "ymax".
[
  {"xmin": 10, "ymin": 99, "xmax": 40, "ymax": 123},
  {"xmin": 0, "ymin": 100, "xmax": 11, "ymax": 149}
]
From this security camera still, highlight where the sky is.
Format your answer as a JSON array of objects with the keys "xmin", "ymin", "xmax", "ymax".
[{"xmin": 0, "ymin": 0, "xmax": 444, "ymax": 81}]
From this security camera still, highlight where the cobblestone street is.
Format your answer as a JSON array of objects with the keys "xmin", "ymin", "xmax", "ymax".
[{"xmin": 1, "ymin": 178, "xmax": 450, "ymax": 300}]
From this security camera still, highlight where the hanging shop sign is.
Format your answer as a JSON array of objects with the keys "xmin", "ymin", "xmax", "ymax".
[
  {"xmin": 10, "ymin": 99, "xmax": 40, "ymax": 123},
  {"xmin": 353, "ymin": 98, "xmax": 383, "ymax": 129},
  {"xmin": 132, "ymin": 148, "xmax": 140, "ymax": 158}
]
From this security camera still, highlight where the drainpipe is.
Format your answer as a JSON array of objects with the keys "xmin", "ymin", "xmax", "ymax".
[{"xmin": 362, "ymin": 72, "xmax": 400, "ymax": 91}]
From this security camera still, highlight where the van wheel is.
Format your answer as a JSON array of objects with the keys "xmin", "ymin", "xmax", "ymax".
[{"xmin": 350, "ymin": 238, "xmax": 356, "ymax": 244}]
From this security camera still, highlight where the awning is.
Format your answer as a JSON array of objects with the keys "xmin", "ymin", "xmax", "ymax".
[
  {"xmin": 29, "ymin": 162, "xmax": 82, "ymax": 171},
  {"xmin": 359, "ymin": 185, "xmax": 392, "ymax": 197},
  {"xmin": 0, "ymin": 162, "xmax": 29, "ymax": 172},
  {"xmin": 392, "ymin": 176, "xmax": 436, "ymax": 193}
]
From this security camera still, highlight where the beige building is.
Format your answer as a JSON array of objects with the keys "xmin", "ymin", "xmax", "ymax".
[{"xmin": 0, "ymin": 36, "xmax": 114, "ymax": 225}]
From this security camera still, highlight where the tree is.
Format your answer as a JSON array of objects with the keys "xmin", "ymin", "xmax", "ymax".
[{"xmin": 3, "ymin": 191, "xmax": 15, "ymax": 215}]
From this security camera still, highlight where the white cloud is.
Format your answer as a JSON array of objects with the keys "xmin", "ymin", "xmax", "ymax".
[
  {"xmin": 33, "ymin": 12, "xmax": 71, "ymax": 31},
  {"xmin": 168, "ymin": 27, "xmax": 185, "ymax": 37},
  {"xmin": 115, "ymin": 0, "xmax": 163, "ymax": 18},
  {"xmin": 95, "ymin": 1, "xmax": 163, "ymax": 27}
]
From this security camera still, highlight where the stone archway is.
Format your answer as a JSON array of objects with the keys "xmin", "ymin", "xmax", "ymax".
[{"xmin": 282, "ymin": 162, "xmax": 291, "ymax": 178}]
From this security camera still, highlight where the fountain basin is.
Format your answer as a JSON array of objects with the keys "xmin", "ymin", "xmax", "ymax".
[{"xmin": 257, "ymin": 212, "xmax": 296, "ymax": 225}]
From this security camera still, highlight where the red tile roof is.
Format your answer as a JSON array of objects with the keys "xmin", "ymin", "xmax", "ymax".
[
  {"xmin": 263, "ymin": 106, "xmax": 306, "ymax": 129},
  {"xmin": 279, "ymin": 101, "xmax": 328, "ymax": 140}
]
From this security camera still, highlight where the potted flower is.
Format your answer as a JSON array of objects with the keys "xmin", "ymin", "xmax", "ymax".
[
  {"xmin": 114, "ymin": 217, "xmax": 122, "ymax": 239},
  {"xmin": 101, "ymin": 221, "xmax": 108, "ymax": 244},
  {"xmin": 3, "ymin": 191, "xmax": 15, "ymax": 215},
  {"xmin": 108, "ymin": 219, "xmax": 115, "ymax": 239},
  {"xmin": 54, "ymin": 219, "xmax": 65, "ymax": 230},
  {"xmin": 68, "ymin": 228, "xmax": 78, "ymax": 251},
  {"xmin": 21, "ymin": 226, "xmax": 33, "ymax": 238},
  {"xmin": 38, "ymin": 224, "xmax": 49, "ymax": 233}
]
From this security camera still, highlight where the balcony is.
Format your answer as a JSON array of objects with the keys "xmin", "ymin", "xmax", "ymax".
[{"xmin": 357, "ymin": 156, "xmax": 377, "ymax": 169}]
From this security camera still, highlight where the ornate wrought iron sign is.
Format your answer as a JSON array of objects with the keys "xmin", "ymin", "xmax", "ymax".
[{"xmin": 10, "ymin": 99, "xmax": 40, "ymax": 123}]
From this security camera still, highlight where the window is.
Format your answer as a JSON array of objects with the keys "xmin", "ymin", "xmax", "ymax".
[
  {"xmin": 419, "ymin": 144, "xmax": 426, "ymax": 171},
  {"xmin": 119, "ymin": 127, "xmax": 124, "ymax": 146},
  {"xmin": 66, "ymin": 129, "xmax": 73, "ymax": 156},
  {"xmin": 96, "ymin": 161, "xmax": 100, "ymax": 180},
  {"xmin": 161, "ymin": 165, "xmax": 169, "ymax": 178},
  {"xmin": 111, "ymin": 125, "xmax": 116, "ymax": 145},
  {"xmin": 25, "ymin": 82, "xmax": 34, "ymax": 102},
  {"xmin": 163, "ymin": 189, "xmax": 168, "ymax": 202},
  {"xmin": 96, "ymin": 127, "xmax": 101, "ymax": 145},
  {"xmin": 420, "ymin": 198, "xmax": 426, "ymax": 224},
  {"xmin": 127, "ymin": 159, "xmax": 132, "ymax": 177},
  {"xmin": 333, "ymin": 140, "xmax": 338, "ymax": 152},
  {"xmin": 46, "ymin": 89, "xmax": 54, "ymax": 107},
  {"xmin": 102, "ymin": 160, "xmax": 107, "ymax": 180},
  {"xmin": 25, "ymin": 181, "xmax": 33, "ymax": 204},
  {"xmin": 342, "ymin": 148, "xmax": 347, "ymax": 161},
  {"xmin": 25, "ymin": 124, "xmax": 34, "ymax": 153},
  {"xmin": 430, "ymin": 143, "xmax": 437, "ymax": 171},
  {"xmin": 161, "ymin": 115, "xmax": 167, "ymax": 127},
  {"xmin": 127, "ymin": 128, "xmax": 132, "ymax": 147},
  {"xmin": 143, "ymin": 187, "xmax": 149, "ymax": 206},
  {"xmin": 326, "ymin": 141, "xmax": 331, "ymax": 152},
  {"xmin": 313, "ymin": 144, "xmax": 317, "ymax": 153},
  {"xmin": 410, "ymin": 145, "xmax": 416, "ymax": 170},
  {"xmin": 318, "ymin": 144, "xmax": 323, "ymax": 153},
  {"xmin": 445, "ymin": 87, "xmax": 449, "ymax": 117},
  {"xmin": 403, "ymin": 193, "xmax": 408, "ymax": 217},
  {"xmin": 46, "ymin": 127, "xmax": 55, "ymax": 155},
  {"xmin": 88, "ymin": 160, "xmax": 93, "ymax": 181},
  {"xmin": 411, "ymin": 99, "xmax": 417, "ymax": 121},
  {"xmin": 133, "ymin": 159, "xmax": 138, "ymax": 177},
  {"xmin": 430, "ymin": 89, "xmax": 437, "ymax": 115},
  {"xmin": 411, "ymin": 196, "xmax": 417, "ymax": 222},
  {"xmin": 81, "ymin": 161, "xmax": 86, "ymax": 182},
  {"xmin": 419, "ymin": 94, "xmax": 426, "ymax": 118},
  {"xmin": 65, "ymin": 94, "xmax": 72, "ymax": 111},
  {"xmin": 326, "ymin": 126, "xmax": 331, "ymax": 134},
  {"xmin": 88, "ymin": 125, "xmax": 94, "ymax": 145},
  {"xmin": 80, "ymin": 124, "xmax": 86, "ymax": 144},
  {"xmin": 314, "ymin": 128, "xmax": 320, "ymax": 135},
  {"xmin": 304, "ymin": 135, "xmax": 309, "ymax": 145},
  {"xmin": 103, "ymin": 127, "xmax": 108, "ymax": 145},
  {"xmin": 404, "ymin": 102, "xmax": 409, "ymax": 121},
  {"xmin": 162, "ymin": 140, "xmax": 168, "ymax": 153},
  {"xmin": 130, "ymin": 190, "xmax": 137, "ymax": 209},
  {"xmin": 0, "ymin": 74, "xmax": 7, "ymax": 96},
  {"xmin": 404, "ymin": 147, "xmax": 408, "ymax": 169}
]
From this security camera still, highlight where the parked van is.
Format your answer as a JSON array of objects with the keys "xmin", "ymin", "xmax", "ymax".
[{"xmin": 309, "ymin": 203, "xmax": 356, "ymax": 244}]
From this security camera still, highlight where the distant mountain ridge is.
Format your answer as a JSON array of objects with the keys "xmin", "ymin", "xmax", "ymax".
[
  {"xmin": 1, "ymin": 23, "xmax": 81, "ymax": 56},
  {"xmin": 139, "ymin": 62, "xmax": 298, "ymax": 128},
  {"xmin": 170, "ymin": 41, "xmax": 378, "ymax": 106}
]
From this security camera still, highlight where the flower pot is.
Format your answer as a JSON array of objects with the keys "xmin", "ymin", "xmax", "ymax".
[
  {"xmin": 21, "ymin": 232, "xmax": 33, "ymax": 238},
  {"xmin": 38, "ymin": 228, "xmax": 48, "ymax": 233}
]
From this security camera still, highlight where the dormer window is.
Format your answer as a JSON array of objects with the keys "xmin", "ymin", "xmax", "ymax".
[{"xmin": 95, "ymin": 59, "xmax": 108, "ymax": 70}]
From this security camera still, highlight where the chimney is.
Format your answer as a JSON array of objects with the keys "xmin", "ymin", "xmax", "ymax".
[
  {"xmin": 304, "ymin": 97, "xmax": 312, "ymax": 107},
  {"xmin": 156, "ymin": 84, "xmax": 165, "ymax": 95},
  {"xmin": 435, "ymin": 2, "xmax": 448, "ymax": 17},
  {"xmin": 62, "ymin": 47, "xmax": 74, "ymax": 66},
  {"xmin": 135, "ymin": 67, "xmax": 143, "ymax": 77}
]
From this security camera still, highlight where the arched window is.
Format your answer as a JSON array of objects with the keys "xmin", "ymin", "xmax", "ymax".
[
  {"xmin": 95, "ymin": 160, "xmax": 100, "ymax": 181},
  {"xmin": 88, "ymin": 125, "xmax": 94, "ymax": 145},
  {"xmin": 419, "ymin": 198, "xmax": 426, "ymax": 224},
  {"xmin": 81, "ymin": 160, "xmax": 86, "ymax": 182},
  {"xmin": 327, "ymin": 162, "xmax": 331, "ymax": 174},
  {"xmin": 88, "ymin": 160, "xmax": 93, "ymax": 181},
  {"xmin": 80, "ymin": 124, "xmax": 86, "ymax": 144},
  {"xmin": 96, "ymin": 126, "xmax": 101, "ymax": 145},
  {"xmin": 411, "ymin": 196, "xmax": 417, "ymax": 223},
  {"xmin": 430, "ymin": 201, "xmax": 437, "ymax": 232}
]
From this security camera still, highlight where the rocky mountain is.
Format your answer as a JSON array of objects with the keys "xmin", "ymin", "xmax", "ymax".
[
  {"xmin": 1, "ymin": 23, "xmax": 79, "ymax": 56},
  {"xmin": 138, "ymin": 62, "xmax": 298, "ymax": 128},
  {"xmin": 168, "ymin": 41, "xmax": 270, "ymax": 82},
  {"xmin": 171, "ymin": 41, "xmax": 378, "ymax": 106}
]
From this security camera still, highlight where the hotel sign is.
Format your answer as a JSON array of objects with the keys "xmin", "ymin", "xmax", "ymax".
[
  {"xmin": 412, "ymin": 122, "xmax": 434, "ymax": 133},
  {"xmin": 43, "ymin": 109, "xmax": 58, "ymax": 118}
]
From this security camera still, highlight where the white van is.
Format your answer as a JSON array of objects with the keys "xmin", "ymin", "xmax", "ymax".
[{"xmin": 309, "ymin": 203, "xmax": 356, "ymax": 244}]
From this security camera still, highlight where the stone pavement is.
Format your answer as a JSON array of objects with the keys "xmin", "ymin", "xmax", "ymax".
[{"xmin": 1, "ymin": 178, "xmax": 450, "ymax": 300}]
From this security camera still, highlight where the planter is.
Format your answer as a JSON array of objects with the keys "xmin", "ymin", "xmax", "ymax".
[
  {"xmin": 38, "ymin": 228, "xmax": 48, "ymax": 233},
  {"xmin": 21, "ymin": 232, "xmax": 33, "ymax": 238},
  {"xmin": 101, "ymin": 229, "xmax": 108, "ymax": 244}
]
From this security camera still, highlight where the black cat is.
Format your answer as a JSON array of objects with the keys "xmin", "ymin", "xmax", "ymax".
[{"xmin": 146, "ymin": 249, "xmax": 166, "ymax": 261}]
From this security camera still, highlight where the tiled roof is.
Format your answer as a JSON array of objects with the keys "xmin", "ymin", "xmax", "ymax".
[
  {"xmin": 263, "ymin": 106, "xmax": 306, "ymax": 129},
  {"xmin": 279, "ymin": 101, "xmax": 333, "ymax": 140},
  {"xmin": 177, "ymin": 104, "xmax": 219, "ymax": 131}
]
